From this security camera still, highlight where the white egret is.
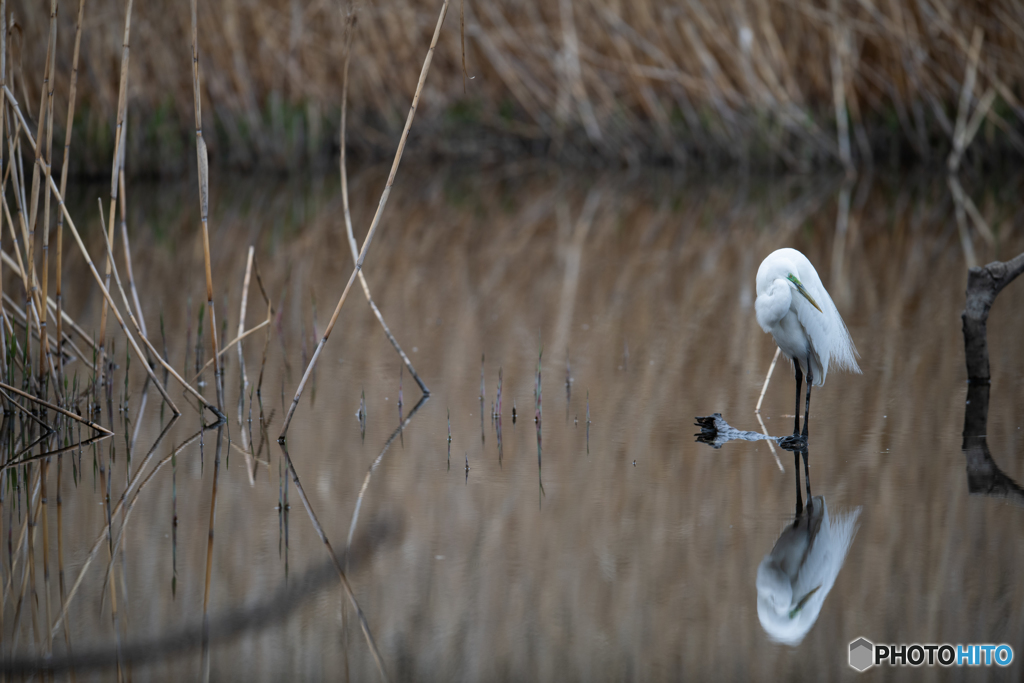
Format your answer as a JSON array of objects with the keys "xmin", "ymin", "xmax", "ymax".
[
  {"xmin": 756, "ymin": 497, "xmax": 861, "ymax": 645},
  {"xmin": 755, "ymin": 248, "xmax": 860, "ymax": 440}
]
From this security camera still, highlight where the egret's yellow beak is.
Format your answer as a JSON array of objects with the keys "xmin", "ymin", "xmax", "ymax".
[
  {"xmin": 788, "ymin": 585, "xmax": 821, "ymax": 619},
  {"xmin": 787, "ymin": 275, "xmax": 823, "ymax": 313}
]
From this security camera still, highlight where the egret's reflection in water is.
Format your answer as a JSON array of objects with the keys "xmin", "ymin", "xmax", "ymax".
[
  {"xmin": 696, "ymin": 418, "xmax": 861, "ymax": 646},
  {"xmin": 755, "ymin": 448, "xmax": 861, "ymax": 646},
  {"xmin": 756, "ymin": 495, "xmax": 860, "ymax": 646}
]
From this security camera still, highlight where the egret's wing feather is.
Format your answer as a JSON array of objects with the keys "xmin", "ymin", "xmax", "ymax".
[{"xmin": 790, "ymin": 260, "xmax": 860, "ymax": 384}]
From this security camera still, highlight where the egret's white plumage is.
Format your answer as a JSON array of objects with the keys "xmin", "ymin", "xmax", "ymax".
[
  {"xmin": 756, "ymin": 498, "xmax": 861, "ymax": 645},
  {"xmin": 755, "ymin": 248, "xmax": 860, "ymax": 385}
]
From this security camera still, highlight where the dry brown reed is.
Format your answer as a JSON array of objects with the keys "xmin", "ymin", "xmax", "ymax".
[
  {"xmin": 190, "ymin": 0, "xmax": 224, "ymax": 413},
  {"xmin": 236, "ymin": 246, "xmax": 254, "ymax": 424},
  {"xmin": 0, "ymin": 379, "xmax": 111, "ymax": 435},
  {"xmin": 6, "ymin": 0, "xmax": 1024, "ymax": 171},
  {"xmin": 278, "ymin": 0, "xmax": 451, "ymax": 439},
  {"xmin": 340, "ymin": 9, "xmax": 429, "ymax": 398},
  {"xmin": 96, "ymin": 0, "xmax": 135, "ymax": 397},
  {"xmin": 54, "ymin": 0, "xmax": 88, "ymax": 390},
  {"xmin": 89, "ymin": 193, "xmax": 227, "ymax": 419}
]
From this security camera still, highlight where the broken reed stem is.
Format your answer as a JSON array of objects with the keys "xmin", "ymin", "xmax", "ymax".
[
  {"xmin": 191, "ymin": 0, "xmax": 224, "ymax": 412},
  {"xmin": 119, "ymin": 168, "xmax": 149, "ymax": 344},
  {"xmin": 0, "ymin": 380, "xmax": 111, "ymax": 434},
  {"xmin": 55, "ymin": 0, "xmax": 89, "ymax": 391},
  {"xmin": 755, "ymin": 346, "xmax": 781, "ymax": 413},
  {"xmin": 237, "ymin": 246, "xmax": 254, "ymax": 424},
  {"xmin": 279, "ymin": 0, "xmax": 450, "ymax": 440},
  {"xmin": 90, "ymin": 194, "xmax": 224, "ymax": 420},
  {"xmin": 755, "ymin": 410, "xmax": 784, "ymax": 472},
  {"xmin": 190, "ymin": 319, "xmax": 269, "ymax": 384},
  {"xmin": 0, "ymin": 387, "xmax": 56, "ymax": 432},
  {"xmin": 280, "ymin": 442, "xmax": 391, "ymax": 683},
  {"xmin": 340, "ymin": 17, "xmax": 429, "ymax": 398}
]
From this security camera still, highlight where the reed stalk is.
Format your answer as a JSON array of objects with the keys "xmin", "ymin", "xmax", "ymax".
[
  {"xmin": 339, "ymin": 10, "xmax": 429, "ymax": 398},
  {"xmin": 236, "ymin": 247, "xmax": 254, "ymax": 423},
  {"xmin": 279, "ymin": 0, "xmax": 450, "ymax": 440},
  {"xmin": 191, "ymin": 0, "xmax": 224, "ymax": 412},
  {"xmin": 0, "ymin": 0, "xmax": 6, "ymax": 391},
  {"xmin": 0, "ymin": 381, "xmax": 111, "ymax": 435},
  {"xmin": 97, "ymin": 0, "xmax": 135, "ymax": 397},
  {"xmin": 54, "ymin": 0, "xmax": 88, "ymax": 393},
  {"xmin": 90, "ymin": 194, "xmax": 226, "ymax": 420},
  {"xmin": 0, "ymin": 100, "xmax": 186, "ymax": 414},
  {"xmin": 37, "ymin": 0, "xmax": 58, "ymax": 398},
  {"xmin": 190, "ymin": 319, "xmax": 269, "ymax": 384},
  {"xmin": 119, "ymin": 168, "xmax": 150, "ymax": 346}
]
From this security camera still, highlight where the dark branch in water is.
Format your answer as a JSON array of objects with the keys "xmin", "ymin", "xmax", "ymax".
[
  {"xmin": 961, "ymin": 258, "xmax": 1024, "ymax": 505},
  {"xmin": 694, "ymin": 414, "xmax": 777, "ymax": 449},
  {"xmin": 961, "ymin": 383, "xmax": 1024, "ymax": 506},
  {"xmin": 961, "ymin": 252, "xmax": 1024, "ymax": 382}
]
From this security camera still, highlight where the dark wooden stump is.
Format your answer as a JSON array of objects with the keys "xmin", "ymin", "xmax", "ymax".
[
  {"xmin": 962, "ymin": 252, "xmax": 1024, "ymax": 382},
  {"xmin": 960, "ymin": 252, "xmax": 1024, "ymax": 505}
]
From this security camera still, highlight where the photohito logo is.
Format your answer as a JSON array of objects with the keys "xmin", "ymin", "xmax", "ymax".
[{"xmin": 849, "ymin": 638, "xmax": 1014, "ymax": 671}]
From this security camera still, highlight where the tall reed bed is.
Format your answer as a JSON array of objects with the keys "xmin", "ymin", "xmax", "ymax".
[
  {"xmin": 8, "ymin": 0, "xmax": 1024, "ymax": 171},
  {"xmin": 0, "ymin": 0, "xmax": 424, "ymax": 674}
]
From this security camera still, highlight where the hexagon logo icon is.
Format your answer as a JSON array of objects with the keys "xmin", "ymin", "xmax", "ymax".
[{"xmin": 849, "ymin": 638, "xmax": 874, "ymax": 671}]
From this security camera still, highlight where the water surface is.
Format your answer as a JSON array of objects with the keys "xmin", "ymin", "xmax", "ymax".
[{"xmin": 6, "ymin": 165, "xmax": 1024, "ymax": 681}]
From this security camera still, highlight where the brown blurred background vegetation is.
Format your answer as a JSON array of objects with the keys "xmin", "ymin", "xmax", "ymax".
[{"xmin": 8, "ymin": 0, "xmax": 1024, "ymax": 174}]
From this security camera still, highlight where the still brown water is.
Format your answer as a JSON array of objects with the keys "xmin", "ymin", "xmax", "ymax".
[{"xmin": 4, "ymin": 164, "xmax": 1024, "ymax": 681}]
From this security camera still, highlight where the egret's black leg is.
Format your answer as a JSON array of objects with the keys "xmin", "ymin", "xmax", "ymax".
[
  {"xmin": 801, "ymin": 447, "xmax": 811, "ymax": 504},
  {"xmin": 802, "ymin": 360, "xmax": 813, "ymax": 438},
  {"xmin": 794, "ymin": 450, "xmax": 803, "ymax": 515},
  {"xmin": 793, "ymin": 364, "xmax": 804, "ymax": 435}
]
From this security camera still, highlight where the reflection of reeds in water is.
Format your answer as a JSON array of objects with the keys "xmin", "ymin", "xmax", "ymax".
[
  {"xmin": 397, "ymin": 366, "xmax": 404, "ymax": 447},
  {"xmin": 495, "ymin": 368, "xmax": 503, "ymax": 463},
  {"xmin": 359, "ymin": 388, "xmax": 367, "ymax": 442},
  {"xmin": 564, "ymin": 357, "xmax": 571, "ymax": 417},
  {"xmin": 1, "ymin": 143, "xmax": 1022, "ymax": 679},
  {"xmin": 586, "ymin": 390, "xmax": 590, "ymax": 455},
  {"xmin": 478, "ymin": 353, "xmax": 485, "ymax": 445}
]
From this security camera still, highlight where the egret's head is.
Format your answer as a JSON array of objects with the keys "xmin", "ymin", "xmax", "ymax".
[
  {"xmin": 755, "ymin": 251, "xmax": 824, "ymax": 314},
  {"xmin": 785, "ymin": 274, "xmax": 823, "ymax": 313}
]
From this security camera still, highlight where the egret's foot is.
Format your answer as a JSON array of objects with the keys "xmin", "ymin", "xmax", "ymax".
[{"xmin": 778, "ymin": 434, "xmax": 807, "ymax": 451}]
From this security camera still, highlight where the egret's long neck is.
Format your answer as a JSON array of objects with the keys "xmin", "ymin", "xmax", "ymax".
[{"xmin": 755, "ymin": 279, "xmax": 792, "ymax": 333}]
